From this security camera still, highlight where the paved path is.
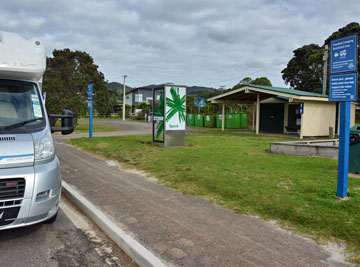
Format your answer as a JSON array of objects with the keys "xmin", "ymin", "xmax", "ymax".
[{"xmin": 54, "ymin": 141, "xmax": 352, "ymax": 267}]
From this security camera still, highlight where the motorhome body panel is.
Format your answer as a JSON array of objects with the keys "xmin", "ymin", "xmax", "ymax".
[
  {"xmin": 0, "ymin": 31, "xmax": 61, "ymax": 229},
  {"xmin": 0, "ymin": 134, "xmax": 34, "ymax": 169},
  {"xmin": 0, "ymin": 31, "xmax": 46, "ymax": 82},
  {"xmin": 0, "ymin": 156, "xmax": 60, "ymax": 229}
]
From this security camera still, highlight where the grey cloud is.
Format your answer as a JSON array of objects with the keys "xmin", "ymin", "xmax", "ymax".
[{"xmin": 0, "ymin": 0, "xmax": 359, "ymax": 88}]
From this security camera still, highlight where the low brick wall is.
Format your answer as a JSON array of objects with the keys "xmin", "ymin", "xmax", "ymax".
[{"xmin": 270, "ymin": 140, "xmax": 339, "ymax": 159}]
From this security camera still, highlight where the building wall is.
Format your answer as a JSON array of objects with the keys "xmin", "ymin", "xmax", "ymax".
[
  {"xmin": 351, "ymin": 103, "xmax": 356, "ymax": 127},
  {"xmin": 132, "ymin": 89, "xmax": 153, "ymax": 106},
  {"xmin": 125, "ymin": 92, "xmax": 132, "ymax": 106},
  {"xmin": 336, "ymin": 103, "xmax": 356, "ymax": 132},
  {"xmin": 301, "ymin": 101, "xmax": 336, "ymax": 137}
]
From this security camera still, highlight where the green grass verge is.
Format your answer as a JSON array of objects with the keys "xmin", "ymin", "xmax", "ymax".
[
  {"xmin": 80, "ymin": 115, "xmax": 123, "ymax": 119},
  {"xmin": 68, "ymin": 131, "xmax": 360, "ymax": 263},
  {"xmin": 74, "ymin": 120, "xmax": 122, "ymax": 133}
]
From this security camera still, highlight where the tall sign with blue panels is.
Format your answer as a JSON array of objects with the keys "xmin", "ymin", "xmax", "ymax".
[
  {"xmin": 330, "ymin": 35, "xmax": 357, "ymax": 74},
  {"xmin": 88, "ymin": 84, "xmax": 93, "ymax": 139},
  {"xmin": 329, "ymin": 73, "xmax": 357, "ymax": 102},
  {"xmin": 329, "ymin": 34, "xmax": 358, "ymax": 198}
]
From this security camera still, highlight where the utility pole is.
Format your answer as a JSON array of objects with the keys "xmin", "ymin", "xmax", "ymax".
[
  {"xmin": 322, "ymin": 45, "xmax": 329, "ymax": 95},
  {"xmin": 122, "ymin": 75, "xmax": 127, "ymax": 121},
  {"xmin": 219, "ymin": 85, "xmax": 225, "ymax": 93}
]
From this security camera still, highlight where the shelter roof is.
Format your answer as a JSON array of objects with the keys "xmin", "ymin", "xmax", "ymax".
[{"xmin": 208, "ymin": 84, "xmax": 328, "ymax": 104}]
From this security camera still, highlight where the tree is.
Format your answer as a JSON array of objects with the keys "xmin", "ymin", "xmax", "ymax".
[
  {"xmin": 282, "ymin": 22, "xmax": 360, "ymax": 95},
  {"xmin": 250, "ymin": 77, "xmax": 272, "ymax": 86},
  {"xmin": 232, "ymin": 76, "xmax": 272, "ymax": 90},
  {"xmin": 43, "ymin": 49, "xmax": 116, "ymax": 119},
  {"xmin": 281, "ymin": 44, "xmax": 323, "ymax": 93},
  {"xmin": 240, "ymin": 77, "xmax": 252, "ymax": 84},
  {"xmin": 325, "ymin": 22, "xmax": 360, "ymax": 45}
]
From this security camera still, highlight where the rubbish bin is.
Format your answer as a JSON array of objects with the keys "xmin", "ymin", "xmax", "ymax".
[
  {"xmin": 226, "ymin": 114, "xmax": 241, "ymax": 129},
  {"xmin": 216, "ymin": 114, "xmax": 227, "ymax": 128},
  {"xmin": 349, "ymin": 125, "xmax": 360, "ymax": 173},
  {"xmin": 187, "ymin": 114, "xmax": 195, "ymax": 126},
  {"xmin": 194, "ymin": 114, "xmax": 204, "ymax": 127},
  {"xmin": 204, "ymin": 114, "xmax": 216, "ymax": 128}
]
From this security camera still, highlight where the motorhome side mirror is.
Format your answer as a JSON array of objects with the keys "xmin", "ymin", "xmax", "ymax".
[
  {"xmin": 60, "ymin": 109, "xmax": 74, "ymax": 135},
  {"xmin": 49, "ymin": 109, "xmax": 75, "ymax": 135}
]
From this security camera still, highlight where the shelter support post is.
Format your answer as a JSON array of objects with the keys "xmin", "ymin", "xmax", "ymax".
[
  {"xmin": 283, "ymin": 103, "xmax": 289, "ymax": 133},
  {"xmin": 252, "ymin": 102, "xmax": 256, "ymax": 131},
  {"xmin": 256, "ymin": 94, "xmax": 260, "ymax": 134},
  {"xmin": 222, "ymin": 102, "xmax": 225, "ymax": 132}
]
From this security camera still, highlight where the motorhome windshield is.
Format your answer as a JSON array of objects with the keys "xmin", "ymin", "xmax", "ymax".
[{"xmin": 0, "ymin": 79, "xmax": 45, "ymax": 133}]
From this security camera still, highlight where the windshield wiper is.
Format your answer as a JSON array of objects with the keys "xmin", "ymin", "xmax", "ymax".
[{"xmin": 1, "ymin": 118, "xmax": 44, "ymax": 131}]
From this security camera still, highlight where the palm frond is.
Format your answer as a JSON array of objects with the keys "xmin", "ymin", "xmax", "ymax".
[
  {"xmin": 166, "ymin": 108, "xmax": 178, "ymax": 122},
  {"xmin": 156, "ymin": 121, "xmax": 163, "ymax": 138}
]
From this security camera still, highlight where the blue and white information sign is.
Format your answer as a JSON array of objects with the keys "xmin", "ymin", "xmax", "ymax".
[
  {"xmin": 194, "ymin": 97, "xmax": 206, "ymax": 108},
  {"xmin": 88, "ymin": 84, "xmax": 93, "ymax": 108},
  {"xmin": 329, "ymin": 73, "xmax": 357, "ymax": 102},
  {"xmin": 299, "ymin": 103, "xmax": 304, "ymax": 114},
  {"xmin": 330, "ymin": 35, "xmax": 357, "ymax": 74}
]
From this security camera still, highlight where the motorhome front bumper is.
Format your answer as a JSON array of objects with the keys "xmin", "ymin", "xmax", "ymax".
[{"xmin": 0, "ymin": 156, "xmax": 61, "ymax": 230}]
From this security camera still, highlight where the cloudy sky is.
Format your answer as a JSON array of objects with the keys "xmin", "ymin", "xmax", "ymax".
[{"xmin": 1, "ymin": 0, "xmax": 359, "ymax": 88}]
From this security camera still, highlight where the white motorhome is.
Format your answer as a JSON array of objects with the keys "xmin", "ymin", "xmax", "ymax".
[{"xmin": 0, "ymin": 31, "xmax": 74, "ymax": 229}]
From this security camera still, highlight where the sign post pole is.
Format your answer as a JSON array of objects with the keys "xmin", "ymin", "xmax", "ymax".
[
  {"xmin": 337, "ymin": 102, "xmax": 350, "ymax": 198},
  {"xmin": 88, "ymin": 84, "xmax": 93, "ymax": 139}
]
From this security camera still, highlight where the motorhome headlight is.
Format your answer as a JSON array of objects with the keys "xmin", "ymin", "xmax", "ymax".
[{"xmin": 34, "ymin": 130, "xmax": 54, "ymax": 161}]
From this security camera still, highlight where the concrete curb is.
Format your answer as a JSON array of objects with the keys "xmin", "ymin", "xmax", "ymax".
[{"xmin": 62, "ymin": 181, "xmax": 168, "ymax": 267}]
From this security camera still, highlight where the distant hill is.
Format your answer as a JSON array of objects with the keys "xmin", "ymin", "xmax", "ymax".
[
  {"xmin": 106, "ymin": 82, "xmax": 133, "ymax": 101},
  {"xmin": 186, "ymin": 86, "xmax": 215, "ymax": 96},
  {"xmin": 106, "ymin": 82, "xmax": 133, "ymax": 92}
]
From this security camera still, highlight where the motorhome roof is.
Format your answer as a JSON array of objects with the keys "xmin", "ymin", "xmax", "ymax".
[{"xmin": 0, "ymin": 31, "xmax": 46, "ymax": 82}]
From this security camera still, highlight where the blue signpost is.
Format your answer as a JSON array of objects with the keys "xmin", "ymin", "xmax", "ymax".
[
  {"xmin": 329, "ymin": 34, "xmax": 358, "ymax": 198},
  {"xmin": 88, "ymin": 84, "xmax": 93, "ymax": 139},
  {"xmin": 337, "ymin": 102, "xmax": 350, "ymax": 197}
]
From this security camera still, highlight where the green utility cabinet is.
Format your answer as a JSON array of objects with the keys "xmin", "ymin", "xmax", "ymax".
[
  {"xmin": 187, "ymin": 114, "xmax": 195, "ymax": 126},
  {"xmin": 204, "ymin": 114, "xmax": 216, "ymax": 128},
  {"xmin": 216, "ymin": 114, "xmax": 227, "ymax": 128},
  {"xmin": 194, "ymin": 114, "xmax": 204, "ymax": 127},
  {"xmin": 349, "ymin": 125, "xmax": 360, "ymax": 173},
  {"xmin": 226, "ymin": 114, "xmax": 241, "ymax": 129},
  {"xmin": 240, "ymin": 113, "xmax": 247, "ymax": 128}
]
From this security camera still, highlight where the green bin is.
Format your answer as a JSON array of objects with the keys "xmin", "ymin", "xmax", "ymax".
[
  {"xmin": 349, "ymin": 125, "xmax": 360, "ymax": 173},
  {"xmin": 194, "ymin": 114, "xmax": 204, "ymax": 127},
  {"xmin": 240, "ymin": 113, "xmax": 247, "ymax": 128},
  {"xmin": 187, "ymin": 114, "xmax": 195, "ymax": 126},
  {"xmin": 216, "ymin": 114, "xmax": 227, "ymax": 128},
  {"xmin": 204, "ymin": 114, "xmax": 216, "ymax": 128},
  {"xmin": 226, "ymin": 114, "xmax": 241, "ymax": 129}
]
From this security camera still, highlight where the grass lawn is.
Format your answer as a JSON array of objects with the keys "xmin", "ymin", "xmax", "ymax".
[
  {"xmin": 74, "ymin": 120, "xmax": 123, "ymax": 133},
  {"xmin": 69, "ymin": 131, "xmax": 360, "ymax": 263}
]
